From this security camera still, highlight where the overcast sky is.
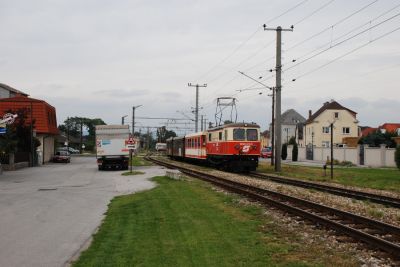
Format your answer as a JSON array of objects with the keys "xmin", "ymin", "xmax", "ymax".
[{"xmin": 1, "ymin": 0, "xmax": 399, "ymax": 134}]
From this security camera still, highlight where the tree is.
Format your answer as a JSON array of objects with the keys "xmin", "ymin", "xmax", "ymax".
[
  {"xmin": 281, "ymin": 143, "xmax": 288, "ymax": 160},
  {"xmin": 292, "ymin": 143, "xmax": 298, "ymax": 162},
  {"xmin": 359, "ymin": 130, "xmax": 398, "ymax": 148},
  {"xmin": 288, "ymin": 136, "xmax": 296, "ymax": 145},
  {"xmin": 58, "ymin": 117, "xmax": 106, "ymax": 151},
  {"xmin": 0, "ymin": 108, "xmax": 40, "ymax": 153},
  {"xmin": 156, "ymin": 127, "xmax": 176, "ymax": 143},
  {"xmin": 395, "ymin": 145, "xmax": 400, "ymax": 170}
]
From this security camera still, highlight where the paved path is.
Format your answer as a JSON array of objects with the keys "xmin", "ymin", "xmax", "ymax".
[{"xmin": 0, "ymin": 157, "xmax": 165, "ymax": 267}]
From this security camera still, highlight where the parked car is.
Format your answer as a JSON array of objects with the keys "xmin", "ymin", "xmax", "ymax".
[
  {"xmin": 57, "ymin": 147, "xmax": 80, "ymax": 154},
  {"xmin": 260, "ymin": 147, "xmax": 272, "ymax": 158},
  {"xmin": 52, "ymin": 151, "xmax": 71, "ymax": 163}
]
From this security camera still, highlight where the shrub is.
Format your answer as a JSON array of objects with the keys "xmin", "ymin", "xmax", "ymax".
[
  {"xmin": 292, "ymin": 143, "xmax": 298, "ymax": 161},
  {"xmin": 396, "ymin": 145, "xmax": 400, "ymax": 170},
  {"xmin": 281, "ymin": 143, "xmax": 287, "ymax": 160},
  {"xmin": 339, "ymin": 160, "xmax": 355, "ymax": 167}
]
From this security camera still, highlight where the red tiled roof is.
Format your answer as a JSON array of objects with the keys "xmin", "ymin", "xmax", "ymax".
[
  {"xmin": 306, "ymin": 100, "xmax": 357, "ymax": 124},
  {"xmin": 361, "ymin": 127, "xmax": 377, "ymax": 137},
  {"xmin": 379, "ymin": 123, "xmax": 400, "ymax": 133},
  {"xmin": 0, "ymin": 96, "xmax": 58, "ymax": 135}
]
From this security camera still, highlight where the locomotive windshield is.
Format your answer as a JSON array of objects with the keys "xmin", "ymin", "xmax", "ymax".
[
  {"xmin": 233, "ymin": 128, "xmax": 245, "ymax": 140},
  {"xmin": 246, "ymin": 129, "xmax": 258, "ymax": 141}
]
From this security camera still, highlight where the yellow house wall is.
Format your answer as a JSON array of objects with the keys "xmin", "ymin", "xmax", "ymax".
[{"xmin": 303, "ymin": 109, "xmax": 358, "ymax": 147}]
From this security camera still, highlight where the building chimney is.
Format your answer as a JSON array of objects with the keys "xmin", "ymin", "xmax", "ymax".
[{"xmin": 308, "ymin": 110, "xmax": 312, "ymax": 119}]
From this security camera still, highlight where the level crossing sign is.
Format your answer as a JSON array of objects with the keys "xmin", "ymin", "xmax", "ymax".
[{"xmin": 126, "ymin": 137, "xmax": 135, "ymax": 145}]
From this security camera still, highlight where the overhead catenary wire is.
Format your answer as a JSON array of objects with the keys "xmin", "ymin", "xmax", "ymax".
[
  {"xmin": 285, "ymin": 12, "xmax": 400, "ymax": 72},
  {"xmin": 289, "ymin": 3, "xmax": 400, "ymax": 65},
  {"xmin": 291, "ymin": 25, "xmax": 400, "ymax": 81},
  {"xmin": 286, "ymin": 0, "xmax": 378, "ymax": 51},
  {"xmin": 293, "ymin": 0, "xmax": 336, "ymax": 25},
  {"xmin": 195, "ymin": 0, "xmax": 310, "ymax": 83}
]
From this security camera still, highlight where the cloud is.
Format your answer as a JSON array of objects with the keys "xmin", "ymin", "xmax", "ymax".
[{"xmin": 94, "ymin": 89, "xmax": 150, "ymax": 98}]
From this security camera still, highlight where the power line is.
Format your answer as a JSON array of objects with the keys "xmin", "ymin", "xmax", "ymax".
[
  {"xmin": 195, "ymin": 0, "xmax": 310, "ymax": 82},
  {"xmin": 289, "ymin": 3, "xmax": 400, "ymax": 65},
  {"xmin": 293, "ymin": 0, "xmax": 336, "ymax": 25},
  {"xmin": 286, "ymin": 12, "xmax": 400, "ymax": 72},
  {"xmin": 291, "ymin": 25, "xmax": 400, "ymax": 81},
  {"xmin": 287, "ymin": 0, "xmax": 378, "ymax": 51}
]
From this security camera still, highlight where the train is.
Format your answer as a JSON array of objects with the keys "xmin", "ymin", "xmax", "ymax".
[{"xmin": 166, "ymin": 122, "xmax": 261, "ymax": 172}]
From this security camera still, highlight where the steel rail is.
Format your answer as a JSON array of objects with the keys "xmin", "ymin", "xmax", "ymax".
[
  {"xmin": 147, "ymin": 157, "xmax": 400, "ymax": 258},
  {"xmin": 249, "ymin": 172, "xmax": 400, "ymax": 209}
]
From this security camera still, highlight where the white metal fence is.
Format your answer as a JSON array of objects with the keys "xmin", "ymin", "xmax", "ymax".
[{"xmin": 288, "ymin": 145, "xmax": 396, "ymax": 167}]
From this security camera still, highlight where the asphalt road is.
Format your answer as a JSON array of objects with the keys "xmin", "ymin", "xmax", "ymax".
[{"xmin": 0, "ymin": 156, "xmax": 164, "ymax": 267}]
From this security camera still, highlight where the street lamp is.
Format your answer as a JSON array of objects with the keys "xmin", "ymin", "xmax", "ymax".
[
  {"xmin": 121, "ymin": 115, "xmax": 128, "ymax": 125},
  {"xmin": 132, "ymin": 105, "xmax": 143, "ymax": 136},
  {"xmin": 311, "ymin": 131, "xmax": 314, "ymax": 160}
]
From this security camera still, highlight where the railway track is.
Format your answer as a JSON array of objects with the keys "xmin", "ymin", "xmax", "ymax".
[
  {"xmin": 250, "ymin": 172, "xmax": 400, "ymax": 209},
  {"xmin": 146, "ymin": 156, "xmax": 400, "ymax": 260}
]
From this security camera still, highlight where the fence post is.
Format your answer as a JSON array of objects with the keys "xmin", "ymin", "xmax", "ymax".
[{"xmin": 380, "ymin": 144, "xmax": 386, "ymax": 167}]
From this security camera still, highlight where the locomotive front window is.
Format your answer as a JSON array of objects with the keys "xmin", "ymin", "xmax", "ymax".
[
  {"xmin": 247, "ymin": 129, "xmax": 258, "ymax": 141},
  {"xmin": 233, "ymin": 128, "xmax": 245, "ymax": 140}
]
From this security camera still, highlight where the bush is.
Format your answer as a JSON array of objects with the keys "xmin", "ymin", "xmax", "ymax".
[
  {"xmin": 339, "ymin": 160, "xmax": 355, "ymax": 167},
  {"xmin": 292, "ymin": 143, "xmax": 298, "ymax": 161},
  {"xmin": 281, "ymin": 143, "xmax": 288, "ymax": 160},
  {"xmin": 396, "ymin": 145, "xmax": 400, "ymax": 170}
]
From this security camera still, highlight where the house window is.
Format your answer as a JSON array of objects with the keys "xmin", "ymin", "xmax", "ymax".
[
  {"xmin": 334, "ymin": 112, "xmax": 339, "ymax": 119},
  {"xmin": 342, "ymin": 127, "xmax": 350, "ymax": 134},
  {"xmin": 322, "ymin": 141, "xmax": 330, "ymax": 147},
  {"xmin": 322, "ymin": 127, "xmax": 330, "ymax": 134}
]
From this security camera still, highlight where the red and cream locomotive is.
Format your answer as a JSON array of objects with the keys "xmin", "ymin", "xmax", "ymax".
[{"xmin": 166, "ymin": 122, "xmax": 261, "ymax": 172}]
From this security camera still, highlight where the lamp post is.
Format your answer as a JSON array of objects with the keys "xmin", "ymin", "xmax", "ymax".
[
  {"xmin": 132, "ymin": 105, "xmax": 143, "ymax": 136},
  {"xmin": 121, "ymin": 115, "xmax": 128, "ymax": 125},
  {"xmin": 311, "ymin": 131, "xmax": 314, "ymax": 160},
  {"xmin": 330, "ymin": 122, "xmax": 334, "ymax": 179}
]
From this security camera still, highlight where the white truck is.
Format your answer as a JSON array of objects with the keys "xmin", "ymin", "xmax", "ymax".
[{"xmin": 95, "ymin": 125, "xmax": 130, "ymax": 170}]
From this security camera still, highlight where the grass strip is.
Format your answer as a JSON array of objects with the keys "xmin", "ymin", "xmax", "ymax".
[
  {"xmin": 73, "ymin": 176, "xmax": 358, "ymax": 267},
  {"xmin": 131, "ymin": 156, "xmax": 153, "ymax": 167},
  {"xmin": 258, "ymin": 162, "xmax": 400, "ymax": 193}
]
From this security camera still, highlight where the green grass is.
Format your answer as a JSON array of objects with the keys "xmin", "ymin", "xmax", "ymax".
[
  {"xmin": 73, "ymin": 176, "xmax": 358, "ymax": 267},
  {"xmin": 258, "ymin": 162, "xmax": 400, "ymax": 193},
  {"xmin": 121, "ymin": 171, "xmax": 145, "ymax": 176},
  {"xmin": 131, "ymin": 156, "xmax": 153, "ymax": 167}
]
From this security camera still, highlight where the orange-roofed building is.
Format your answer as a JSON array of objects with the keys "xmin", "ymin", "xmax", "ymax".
[
  {"xmin": 361, "ymin": 127, "xmax": 377, "ymax": 137},
  {"xmin": 0, "ymin": 83, "xmax": 58, "ymax": 163},
  {"xmin": 379, "ymin": 123, "xmax": 400, "ymax": 135}
]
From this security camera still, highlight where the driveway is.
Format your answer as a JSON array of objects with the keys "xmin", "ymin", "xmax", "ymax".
[{"xmin": 0, "ymin": 156, "xmax": 165, "ymax": 267}]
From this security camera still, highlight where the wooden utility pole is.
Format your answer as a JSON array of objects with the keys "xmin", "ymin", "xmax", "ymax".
[{"xmin": 264, "ymin": 25, "xmax": 293, "ymax": 172}]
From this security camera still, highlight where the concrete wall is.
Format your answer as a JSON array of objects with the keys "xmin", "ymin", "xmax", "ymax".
[
  {"xmin": 296, "ymin": 145, "xmax": 396, "ymax": 167},
  {"xmin": 38, "ymin": 135, "xmax": 55, "ymax": 163}
]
